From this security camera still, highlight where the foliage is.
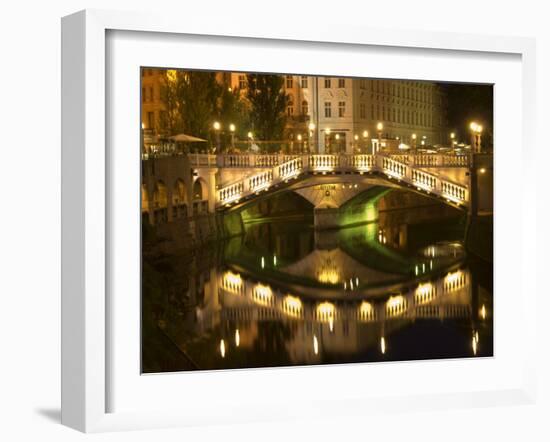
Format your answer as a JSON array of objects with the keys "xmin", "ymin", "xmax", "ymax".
[
  {"xmin": 158, "ymin": 71, "xmax": 184, "ymax": 136},
  {"xmin": 219, "ymin": 86, "xmax": 250, "ymax": 140},
  {"xmin": 246, "ymin": 74, "xmax": 288, "ymax": 146},
  {"xmin": 177, "ymin": 71, "xmax": 221, "ymax": 140}
]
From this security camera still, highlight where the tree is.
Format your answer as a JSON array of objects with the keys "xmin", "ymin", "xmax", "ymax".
[
  {"xmin": 177, "ymin": 71, "xmax": 221, "ymax": 140},
  {"xmin": 246, "ymin": 74, "xmax": 288, "ymax": 144},
  {"xmin": 158, "ymin": 70, "xmax": 184, "ymax": 136},
  {"xmin": 219, "ymin": 86, "xmax": 250, "ymax": 141}
]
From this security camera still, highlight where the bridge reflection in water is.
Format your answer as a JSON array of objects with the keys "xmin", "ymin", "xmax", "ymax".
[{"xmin": 143, "ymin": 211, "xmax": 493, "ymax": 372}]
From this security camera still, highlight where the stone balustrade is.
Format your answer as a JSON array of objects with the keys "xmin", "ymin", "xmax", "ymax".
[{"xmin": 216, "ymin": 153, "xmax": 470, "ymax": 208}]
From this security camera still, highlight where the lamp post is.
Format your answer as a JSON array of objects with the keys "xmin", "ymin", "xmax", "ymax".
[
  {"xmin": 297, "ymin": 133, "xmax": 303, "ymax": 153},
  {"xmin": 468, "ymin": 121, "xmax": 483, "ymax": 218},
  {"xmin": 213, "ymin": 121, "xmax": 221, "ymax": 152},
  {"xmin": 308, "ymin": 122, "xmax": 316, "ymax": 154},
  {"xmin": 450, "ymin": 132, "xmax": 456, "ymax": 149},
  {"xmin": 362, "ymin": 130, "xmax": 369, "ymax": 154},
  {"xmin": 376, "ymin": 122, "xmax": 383, "ymax": 153},
  {"xmin": 325, "ymin": 127, "xmax": 331, "ymax": 154},
  {"xmin": 470, "ymin": 122, "xmax": 483, "ymax": 153},
  {"xmin": 229, "ymin": 123, "xmax": 236, "ymax": 151},
  {"xmin": 411, "ymin": 133, "xmax": 417, "ymax": 151},
  {"xmin": 247, "ymin": 131, "xmax": 253, "ymax": 153}
]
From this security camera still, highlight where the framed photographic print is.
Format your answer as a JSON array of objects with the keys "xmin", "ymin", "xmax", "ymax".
[{"xmin": 61, "ymin": 9, "xmax": 537, "ymax": 432}]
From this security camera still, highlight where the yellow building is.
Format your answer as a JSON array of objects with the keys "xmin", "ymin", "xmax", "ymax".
[{"xmin": 141, "ymin": 69, "xmax": 448, "ymax": 153}]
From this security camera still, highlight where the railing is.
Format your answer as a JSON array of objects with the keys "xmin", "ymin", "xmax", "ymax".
[
  {"xmin": 217, "ymin": 154, "xmax": 299, "ymax": 168},
  {"xmin": 216, "ymin": 153, "xmax": 470, "ymax": 208},
  {"xmin": 279, "ymin": 157, "xmax": 303, "ymax": 180},
  {"xmin": 395, "ymin": 154, "xmax": 470, "ymax": 168},
  {"xmin": 248, "ymin": 170, "xmax": 273, "ymax": 193},
  {"xmin": 189, "ymin": 153, "xmax": 217, "ymax": 167},
  {"xmin": 308, "ymin": 154, "xmax": 339, "ymax": 171},
  {"xmin": 218, "ymin": 182, "xmax": 244, "ymax": 205}
]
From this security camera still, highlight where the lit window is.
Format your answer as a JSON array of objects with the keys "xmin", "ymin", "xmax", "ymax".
[
  {"xmin": 287, "ymin": 100, "xmax": 294, "ymax": 116},
  {"xmin": 324, "ymin": 102, "xmax": 332, "ymax": 118},
  {"xmin": 301, "ymin": 100, "xmax": 309, "ymax": 115},
  {"xmin": 238, "ymin": 75, "xmax": 246, "ymax": 89},
  {"xmin": 286, "ymin": 75, "xmax": 293, "ymax": 89},
  {"xmin": 338, "ymin": 101, "xmax": 345, "ymax": 117}
]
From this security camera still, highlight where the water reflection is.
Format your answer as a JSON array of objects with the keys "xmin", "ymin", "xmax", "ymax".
[{"xmin": 142, "ymin": 215, "xmax": 493, "ymax": 372}]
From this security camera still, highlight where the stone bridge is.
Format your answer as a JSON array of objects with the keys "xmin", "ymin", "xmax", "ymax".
[
  {"xmin": 210, "ymin": 153, "xmax": 471, "ymax": 211},
  {"xmin": 142, "ymin": 151, "xmax": 491, "ymax": 232}
]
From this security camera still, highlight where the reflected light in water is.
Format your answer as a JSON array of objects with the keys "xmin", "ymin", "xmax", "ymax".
[
  {"xmin": 317, "ymin": 265, "xmax": 340, "ymax": 285},
  {"xmin": 329, "ymin": 317, "xmax": 334, "ymax": 332},
  {"xmin": 415, "ymin": 282, "xmax": 435, "ymax": 304},
  {"xmin": 472, "ymin": 335, "xmax": 477, "ymax": 355},
  {"xmin": 386, "ymin": 295, "xmax": 406, "ymax": 317},
  {"xmin": 387, "ymin": 295, "xmax": 404, "ymax": 309},
  {"xmin": 445, "ymin": 270, "xmax": 462, "ymax": 284},
  {"xmin": 253, "ymin": 284, "xmax": 273, "ymax": 305},
  {"xmin": 235, "ymin": 329, "xmax": 240, "ymax": 347},
  {"xmin": 223, "ymin": 271, "xmax": 242, "ymax": 294},
  {"xmin": 480, "ymin": 305, "xmax": 487, "ymax": 320},
  {"xmin": 283, "ymin": 295, "xmax": 303, "ymax": 318},
  {"xmin": 444, "ymin": 270, "xmax": 465, "ymax": 292},
  {"xmin": 220, "ymin": 339, "xmax": 226, "ymax": 358},
  {"xmin": 380, "ymin": 337, "xmax": 386, "ymax": 354},
  {"xmin": 313, "ymin": 335, "xmax": 319, "ymax": 355},
  {"xmin": 359, "ymin": 301, "xmax": 374, "ymax": 321},
  {"xmin": 316, "ymin": 302, "xmax": 336, "ymax": 322}
]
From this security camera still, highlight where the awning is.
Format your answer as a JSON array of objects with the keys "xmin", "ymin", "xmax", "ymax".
[{"xmin": 168, "ymin": 133, "xmax": 207, "ymax": 142}]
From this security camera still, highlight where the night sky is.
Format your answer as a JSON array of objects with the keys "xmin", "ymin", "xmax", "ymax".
[{"xmin": 439, "ymin": 83, "xmax": 494, "ymax": 148}]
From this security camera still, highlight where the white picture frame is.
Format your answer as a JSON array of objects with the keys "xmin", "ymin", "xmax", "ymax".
[{"xmin": 61, "ymin": 9, "xmax": 537, "ymax": 433}]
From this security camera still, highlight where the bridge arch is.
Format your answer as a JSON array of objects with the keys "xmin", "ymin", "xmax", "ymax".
[
  {"xmin": 141, "ymin": 184, "xmax": 150, "ymax": 224},
  {"xmin": 172, "ymin": 178, "xmax": 188, "ymax": 220},
  {"xmin": 153, "ymin": 180, "xmax": 168, "ymax": 224},
  {"xmin": 193, "ymin": 177, "xmax": 209, "ymax": 214}
]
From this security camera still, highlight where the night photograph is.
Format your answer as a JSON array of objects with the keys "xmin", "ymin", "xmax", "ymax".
[{"xmin": 140, "ymin": 69, "xmax": 493, "ymax": 373}]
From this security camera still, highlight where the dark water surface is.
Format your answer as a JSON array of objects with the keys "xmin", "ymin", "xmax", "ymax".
[{"xmin": 142, "ymin": 211, "xmax": 493, "ymax": 373}]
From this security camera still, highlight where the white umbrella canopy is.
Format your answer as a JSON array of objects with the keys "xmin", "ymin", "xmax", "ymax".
[{"xmin": 168, "ymin": 133, "xmax": 207, "ymax": 143}]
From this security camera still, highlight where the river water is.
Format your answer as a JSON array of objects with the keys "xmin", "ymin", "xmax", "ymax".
[{"xmin": 142, "ymin": 209, "xmax": 493, "ymax": 373}]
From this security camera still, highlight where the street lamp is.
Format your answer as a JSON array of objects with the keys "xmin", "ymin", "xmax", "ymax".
[
  {"xmin": 362, "ymin": 130, "xmax": 369, "ymax": 154},
  {"xmin": 213, "ymin": 121, "xmax": 221, "ymax": 152},
  {"xmin": 325, "ymin": 127, "xmax": 331, "ymax": 153},
  {"xmin": 469, "ymin": 121, "xmax": 483, "ymax": 152},
  {"xmin": 308, "ymin": 122, "xmax": 316, "ymax": 153},
  {"xmin": 297, "ymin": 133, "xmax": 303, "ymax": 153},
  {"xmin": 450, "ymin": 132, "xmax": 456, "ymax": 147},
  {"xmin": 376, "ymin": 122, "xmax": 383, "ymax": 153},
  {"xmin": 411, "ymin": 133, "xmax": 417, "ymax": 150},
  {"xmin": 229, "ymin": 123, "xmax": 236, "ymax": 150}
]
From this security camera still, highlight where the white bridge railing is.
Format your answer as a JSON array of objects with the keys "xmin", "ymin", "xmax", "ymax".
[{"xmin": 215, "ymin": 153, "xmax": 470, "ymax": 208}]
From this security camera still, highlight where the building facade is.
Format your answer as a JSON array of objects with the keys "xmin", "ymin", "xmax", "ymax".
[
  {"xmin": 226, "ymin": 73, "xmax": 448, "ymax": 153},
  {"xmin": 142, "ymin": 69, "xmax": 448, "ymax": 153}
]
